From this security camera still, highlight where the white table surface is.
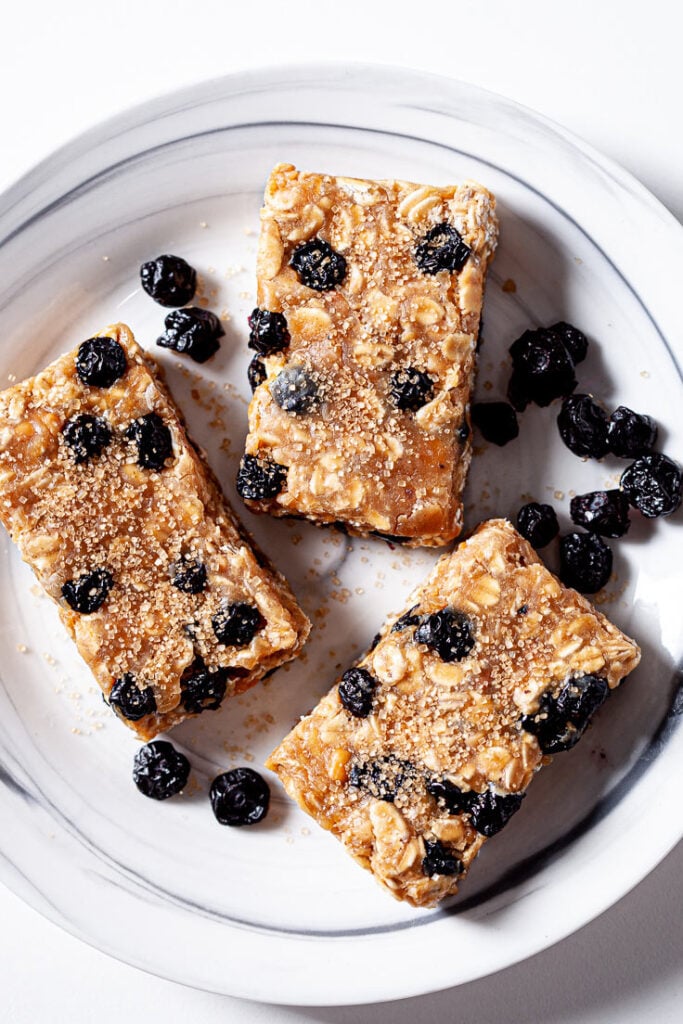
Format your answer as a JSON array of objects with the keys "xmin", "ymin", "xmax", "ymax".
[{"xmin": 1, "ymin": 1, "xmax": 681, "ymax": 1020}]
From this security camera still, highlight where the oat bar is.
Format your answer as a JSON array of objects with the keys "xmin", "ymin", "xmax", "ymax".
[
  {"xmin": 238, "ymin": 163, "xmax": 498, "ymax": 547},
  {"xmin": 266, "ymin": 519, "xmax": 640, "ymax": 907},
  {"xmin": 0, "ymin": 323, "xmax": 310, "ymax": 740}
]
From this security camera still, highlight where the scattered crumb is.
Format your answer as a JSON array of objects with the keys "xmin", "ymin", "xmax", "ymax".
[
  {"xmin": 554, "ymin": 490, "xmax": 565, "ymax": 500},
  {"xmin": 16, "ymin": 644, "xmax": 27, "ymax": 653},
  {"xmin": 640, "ymin": 370, "xmax": 650, "ymax": 379},
  {"xmin": 102, "ymin": 255, "xmax": 110, "ymax": 262},
  {"xmin": 483, "ymin": 380, "xmax": 493, "ymax": 391},
  {"xmin": 7, "ymin": 373, "xmax": 17, "ymax": 382},
  {"xmin": 42, "ymin": 652, "xmax": 56, "ymax": 666},
  {"xmin": 502, "ymin": 278, "xmax": 517, "ymax": 293},
  {"xmin": 199, "ymin": 221, "xmax": 208, "ymax": 229}
]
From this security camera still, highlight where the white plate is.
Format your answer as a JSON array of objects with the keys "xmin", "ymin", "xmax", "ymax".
[{"xmin": 0, "ymin": 65, "xmax": 681, "ymax": 1006}]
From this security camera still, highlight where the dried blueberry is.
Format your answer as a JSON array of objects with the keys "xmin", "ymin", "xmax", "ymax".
[
  {"xmin": 414, "ymin": 222, "xmax": 471, "ymax": 275},
  {"xmin": 522, "ymin": 674, "xmax": 609, "ymax": 754},
  {"xmin": 548, "ymin": 321, "xmax": 588, "ymax": 364},
  {"xmin": 157, "ymin": 307, "xmax": 224, "ymax": 363},
  {"xmin": 62, "ymin": 568, "xmax": 113, "ymax": 613},
  {"xmin": 210, "ymin": 767, "xmax": 270, "ymax": 826},
  {"xmin": 390, "ymin": 605, "xmax": 422, "ymax": 633},
  {"xmin": 348, "ymin": 756, "xmax": 413, "ymax": 802},
  {"xmin": 270, "ymin": 366, "xmax": 320, "ymax": 414},
  {"xmin": 415, "ymin": 609, "xmax": 475, "ymax": 662},
  {"xmin": 170, "ymin": 557, "xmax": 208, "ymax": 594},
  {"xmin": 236, "ymin": 453, "xmax": 288, "ymax": 501},
  {"xmin": 422, "ymin": 838, "xmax": 463, "ymax": 878},
  {"xmin": 570, "ymin": 490, "xmax": 630, "ymax": 538},
  {"xmin": 456, "ymin": 421, "xmax": 471, "ymax": 444},
  {"xmin": 389, "ymin": 367, "xmax": 435, "ymax": 411},
  {"xmin": 426, "ymin": 778, "xmax": 476, "ymax": 815},
  {"xmin": 248, "ymin": 308, "xmax": 290, "ymax": 355},
  {"xmin": 62, "ymin": 414, "xmax": 112, "ymax": 463},
  {"xmin": 109, "ymin": 673, "xmax": 157, "ymax": 721},
  {"xmin": 212, "ymin": 601, "xmax": 263, "ymax": 647},
  {"xmin": 76, "ymin": 337, "xmax": 127, "ymax": 388},
  {"xmin": 508, "ymin": 329, "xmax": 577, "ymax": 409},
  {"xmin": 620, "ymin": 453, "xmax": 682, "ymax": 518},
  {"xmin": 516, "ymin": 502, "xmax": 559, "ymax": 548},
  {"xmin": 607, "ymin": 406, "xmax": 658, "ymax": 458},
  {"xmin": 290, "ymin": 238, "xmax": 347, "ymax": 291},
  {"xmin": 559, "ymin": 532, "xmax": 613, "ymax": 593},
  {"xmin": 338, "ymin": 667, "xmax": 377, "ymax": 718},
  {"xmin": 133, "ymin": 740, "xmax": 190, "ymax": 800},
  {"xmin": 468, "ymin": 787, "xmax": 525, "ymax": 837},
  {"xmin": 140, "ymin": 254, "xmax": 197, "ymax": 307},
  {"xmin": 247, "ymin": 356, "xmax": 267, "ymax": 392},
  {"xmin": 557, "ymin": 394, "xmax": 610, "ymax": 458},
  {"xmin": 181, "ymin": 663, "xmax": 228, "ymax": 713},
  {"xmin": 471, "ymin": 402, "xmax": 519, "ymax": 446},
  {"xmin": 126, "ymin": 412, "xmax": 173, "ymax": 470}
]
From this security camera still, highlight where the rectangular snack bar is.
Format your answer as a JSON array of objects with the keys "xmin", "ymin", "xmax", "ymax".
[
  {"xmin": 0, "ymin": 323, "xmax": 310, "ymax": 740},
  {"xmin": 267, "ymin": 519, "xmax": 640, "ymax": 907},
  {"xmin": 238, "ymin": 163, "xmax": 498, "ymax": 547}
]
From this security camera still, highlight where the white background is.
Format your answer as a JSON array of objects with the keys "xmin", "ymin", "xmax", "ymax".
[{"xmin": 1, "ymin": 1, "xmax": 682, "ymax": 1021}]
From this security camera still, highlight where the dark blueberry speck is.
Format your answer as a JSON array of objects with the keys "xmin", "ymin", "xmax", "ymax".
[
  {"xmin": 170, "ymin": 557, "xmax": 208, "ymax": 594},
  {"xmin": 248, "ymin": 308, "xmax": 290, "ymax": 355},
  {"xmin": 516, "ymin": 502, "xmax": 559, "ymax": 548},
  {"xmin": 62, "ymin": 414, "xmax": 112, "ymax": 463},
  {"xmin": 620, "ymin": 454, "xmax": 683, "ymax": 518},
  {"xmin": 210, "ymin": 767, "xmax": 270, "ymax": 826},
  {"xmin": 517, "ymin": 604, "xmax": 529, "ymax": 615},
  {"xmin": 126, "ymin": 412, "xmax": 173, "ymax": 470},
  {"xmin": 62, "ymin": 568, "xmax": 113, "ymax": 614},
  {"xmin": 338, "ymin": 667, "xmax": 377, "ymax": 718},
  {"xmin": 456, "ymin": 421, "xmax": 470, "ymax": 443},
  {"xmin": 181, "ymin": 663, "xmax": 228, "ymax": 713},
  {"xmin": 507, "ymin": 328, "xmax": 577, "ymax": 410},
  {"xmin": 468, "ymin": 787, "xmax": 525, "ymax": 837},
  {"xmin": 133, "ymin": 741, "xmax": 190, "ymax": 800},
  {"xmin": 522, "ymin": 673, "xmax": 609, "ymax": 754},
  {"xmin": 471, "ymin": 402, "xmax": 519, "ymax": 446},
  {"xmin": 247, "ymin": 356, "xmax": 267, "ymax": 392},
  {"xmin": 212, "ymin": 601, "xmax": 263, "ymax": 647},
  {"xmin": 415, "ymin": 608, "xmax": 475, "ymax": 662},
  {"xmin": 559, "ymin": 532, "xmax": 613, "ymax": 593},
  {"xmin": 570, "ymin": 490, "xmax": 631, "ymax": 538},
  {"xmin": 348, "ymin": 756, "xmax": 413, "ymax": 803},
  {"xmin": 270, "ymin": 366, "xmax": 320, "ymax": 414},
  {"xmin": 290, "ymin": 238, "xmax": 347, "ymax": 291},
  {"xmin": 414, "ymin": 222, "xmax": 471, "ymax": 275},
  {"xmin": 236, "ymin": 454, "xmax": 288, "ymax": 501},
  {"xmin": 140, "ymin": 254, "xmax": 197, "ymax": 307},
  {"xmin": 157, "ymin": 307, "xmax": 223, "ymax": 363},
  {"xmin": 422, "ymin": 838, "xmax": 463, "ymax": 878},
  {"xmin": 76, "ymin": 337, "xmax": 127, "ymax": 388},
  {"xmin": 426, "ymin": 778, "xmax": 476, "ymax": 815},
  {"xmin": 557, "ymin": 395, "xmax": 610, "ymax": 458},
  {"xmin": 389, "ymin": 367, "xmax": 435, "ymax": 411},
  {"xmin": 608, "ymin": 406, "xmax": 658, "ymax": 459},
  {"xmin": 109, "ymin": 673, "xmax": 157, "ymax": 721}
]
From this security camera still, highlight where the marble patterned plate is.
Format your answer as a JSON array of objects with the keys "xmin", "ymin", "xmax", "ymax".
[{"xmin": 0, "ymin": 65, "xmax": 681, "ymax": 1005}]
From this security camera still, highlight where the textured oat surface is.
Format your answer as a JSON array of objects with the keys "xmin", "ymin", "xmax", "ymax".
[
  {"xmin": 267, "ymin": 519, "xmax": 640, "ymax": 907},
  {"xmin": 0, "ymin": 323, "xmax": 310, "ymax": 739},
  {"xmin": 242, "ymin": 163, "xmax": 498, "ymax": 546}
]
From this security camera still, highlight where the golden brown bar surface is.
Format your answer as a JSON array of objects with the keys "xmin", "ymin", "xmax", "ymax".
[
  {"xmin": 0, "ymin": 323, "xmax": 309, "ymax": 739},
  {"xmin": 267, "ymin": 519, "xmax": 640, "ymax": 907},
  {"xmin": 239, "ymin": 163, "xmax": 498, "ymax": 547}
]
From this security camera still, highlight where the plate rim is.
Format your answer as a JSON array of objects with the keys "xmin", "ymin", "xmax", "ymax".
[{"xmin": 0, "ymin": 61, "xmax": 682, "ymax": 1006}]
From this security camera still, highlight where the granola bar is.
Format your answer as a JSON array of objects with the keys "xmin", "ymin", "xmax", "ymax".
[
  {"xmin": 238, "ymin": 163, "xmax": 498, "ymax": 547},
  {"xmin": 266, "ymin": 519, "xmax": 640, "ymax": 907},
  {"xmin": 0, "ymin": 323, "xmax": 310, "ymax": 740}
]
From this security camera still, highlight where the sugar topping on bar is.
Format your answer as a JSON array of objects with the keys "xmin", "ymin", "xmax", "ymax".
[
  {"xmin": 266, "ymin": 519, "xmax": 640, "ymax": 907},
  {"xmin": 0, "ymin": 323, "xmax": 310, "ymax": 739},
  {"xmin": 239, "ymin": 163, "xmax": 498, "ymax": 547}
]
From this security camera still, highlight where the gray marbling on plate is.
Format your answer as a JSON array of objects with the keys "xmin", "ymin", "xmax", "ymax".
[{"xmin": 0, "ymin": 64, "xmax": 681, "ymax": 1004}]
